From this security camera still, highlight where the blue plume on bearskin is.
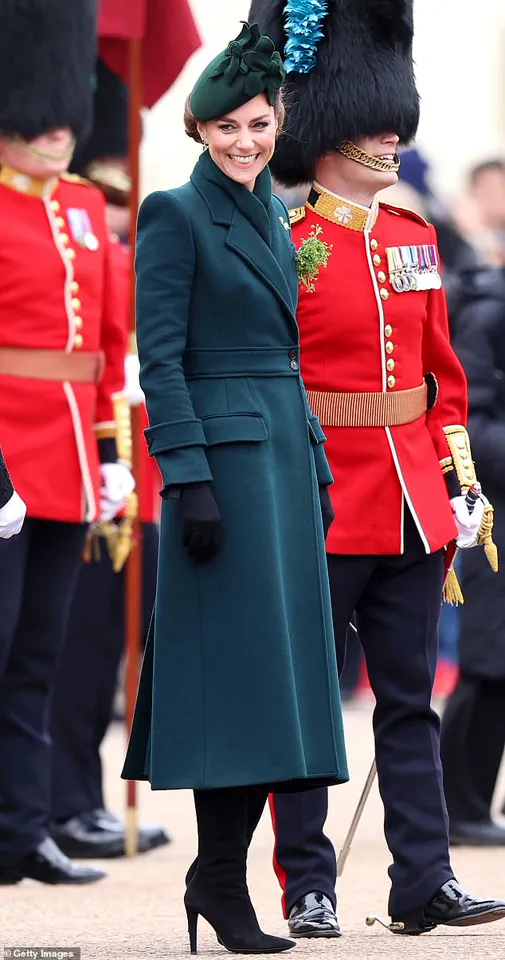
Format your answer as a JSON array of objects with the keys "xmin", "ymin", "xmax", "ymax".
[{"xmin": 284, "ymin": 0, "xmax": 329, "ymax": 74}]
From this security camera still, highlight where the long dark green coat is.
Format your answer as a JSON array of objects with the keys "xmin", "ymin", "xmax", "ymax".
[{"xmin": 122, "ymin": 150, "xmax": 348, "ymax": 790}]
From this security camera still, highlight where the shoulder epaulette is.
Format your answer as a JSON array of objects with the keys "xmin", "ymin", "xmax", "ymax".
[
  {"xmin": 379, "ymin": 201, "xmax": 431, "ymax": 229},
  {"xmin": 289, "ymin": 206, "xmax": 307, "ymax": 226},
  {"xmin": 60, "ymin": 172, "xmax": 93, "ymax": 188}
]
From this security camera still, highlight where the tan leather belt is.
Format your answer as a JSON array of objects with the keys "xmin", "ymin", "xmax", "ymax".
[
  {"xmin": 0, "ymin": 347, "xmax": 105, "ymax": 383},
  {"xmin": 307, "ymin": 383, "xmax": 427, "ymax": 428}
]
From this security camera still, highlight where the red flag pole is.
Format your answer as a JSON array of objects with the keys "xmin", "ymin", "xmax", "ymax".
[{"xmin": 124, "ymin": 35, "xmax": 143, "ymax": 859}]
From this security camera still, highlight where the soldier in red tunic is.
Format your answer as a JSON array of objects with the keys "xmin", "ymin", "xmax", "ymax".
[
  {"xmin": 251, "ymin": 0, "xmax": 505, "ymax": 938},
  {"xmin": 0, "ymin": 0, "xmax": 134, "ymax": 884}
]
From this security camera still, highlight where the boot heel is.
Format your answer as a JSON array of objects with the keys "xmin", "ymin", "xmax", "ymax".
[{"xmin": 186, "ymin": 904, "xmax": 198, "ymax": 954}]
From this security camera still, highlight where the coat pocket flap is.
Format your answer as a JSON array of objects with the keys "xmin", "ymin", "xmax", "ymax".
[
  {"xmin": 203, "ymin": 413, "xmax": 268, "ymax": 446},
  {"xmin": 308, "ymin": 415, "xmax": 327, "ymax": 444}
]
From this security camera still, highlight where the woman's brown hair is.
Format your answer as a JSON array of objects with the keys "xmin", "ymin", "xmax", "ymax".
[{"xmin": 184, "ymin": 90, "xmax": 286, "ymax": 145}]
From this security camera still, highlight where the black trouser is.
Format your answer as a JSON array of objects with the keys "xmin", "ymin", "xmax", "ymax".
[
  {"xmin": 270, "ymin": 510, "xmax": 453, "ymax": 917},
  {"xmin": 50, "ymin": 523, "xmax": 158, "ymax": 822},
  {"xmin": 441, "ymin": 675, "xmax": 505, "ymax": 823},
  {"xmin": 0, "ymin": 518, "xmax": 87, "ymax": 864}
]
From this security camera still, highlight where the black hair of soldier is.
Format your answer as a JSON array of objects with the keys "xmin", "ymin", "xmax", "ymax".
[
  {"xmin": 0, "ymin": 0, "xmax": 96, "ymax": 142},
  {"xmin": 248, "ymin": 0, "xmax": 420, "ymax": 187}
]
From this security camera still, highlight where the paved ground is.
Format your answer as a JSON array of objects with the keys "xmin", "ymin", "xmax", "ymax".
[{"xmin": 2, "ymin": 698, "xmax": 505, "ymax": 959}]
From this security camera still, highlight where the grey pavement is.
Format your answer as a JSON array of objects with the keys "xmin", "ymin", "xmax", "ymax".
[{"xmin": 2, "ymin": 699, "xmax": 505, "ymax": 959}]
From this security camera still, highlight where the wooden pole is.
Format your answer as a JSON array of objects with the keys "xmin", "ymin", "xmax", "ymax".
[{"xmin": 124, "ymin": 35, "xmax": 143, "ymax": 859}]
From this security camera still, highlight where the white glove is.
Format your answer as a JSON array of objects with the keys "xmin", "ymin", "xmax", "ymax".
[
  {"xmin": 99, "ymin": 462, "xmax": 136, "ymax": 522},
  {"xmin": 0, "ymin": 490, "xmax": 27, "ymax": 538},
  {"xmin": 450, "ymin": 494, "xmax": 487, "ymax": 549},
  {"xmin": 124, "ymin": 354, "xmax": 144, "ymax": 407}
]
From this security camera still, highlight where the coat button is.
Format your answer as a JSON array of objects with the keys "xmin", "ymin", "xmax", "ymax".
[
  {"xmin": 384, "ymin": 324, "xmax": 393, "ymax": 337},
  {"xmin": 71, "ymin": 298, "xmax": 81, "ymax": 310},
  {"xmin": 50, "ymin": 200, "xmax": 60, "ymax": 212},
  {"xmin": 370, "ymin": 239, "xmax": 379, "ymax": 251},
  {"xmin": 290, "ymin": 359, "xmax": 299, "ymax": 371},
  {"xmin": 74, "ymin": 316, "xmax": 83, "ymax": 329},
  {"xmin": 55, "ymin": 216, "xmax": 66, "ymax": 228},
  {"xmin": 387, "ymin": 358, "xmax": 395, "ymax": 372},
  {"xmin": 373, "ymin": 254, "xmax": 382, "ymax": 266},
  {"xmin": 386, "ymin": 341, "xmax": 395, "ymax": 354},
  {"xmin": 387, "ymin": 375, "xmax": 396, "ymax": 389},
  {"xmin": 380, "ymin": 288, "xmax": 389, "ymax": 301},
  {"xmin": 70, "ymin": 280, "xmax": 80, "ymax": 293},
  {"xmin": 74, "ymin": 333, "xmax": 84, "ymax": 348},
  {"xmin": 289, "ymin": 349, "xmax": 298, "ymax": 360},
  {"xmin": 377, "ymin": 271, "xmax": 387, "ymax": 283},
  {"xmin": 66, "ymin": 248, "xmax": 76, "ymax": 260}
]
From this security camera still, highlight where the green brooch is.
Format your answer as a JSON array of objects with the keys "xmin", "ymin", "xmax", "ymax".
[{"xmin": 296, "ymin": 225, "xmax": 332, "ymax": 293}]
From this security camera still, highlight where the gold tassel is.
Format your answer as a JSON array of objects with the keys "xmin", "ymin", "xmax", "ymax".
[
  {"xmin": 478, "ymin": 504, "xmax": 499, "ymax": 572},
  {"xmin": 111, "ymin": 492, "xmax": 138, "ymax": 573},
  {"xmin": 443, "ymin": 565, "xmax": 464, "ymax": 606}
]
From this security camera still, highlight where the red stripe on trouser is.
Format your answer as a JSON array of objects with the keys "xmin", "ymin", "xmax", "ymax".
[{"xmin": 268, "ymin": 793, "xmax": 288, "ymax": 919}]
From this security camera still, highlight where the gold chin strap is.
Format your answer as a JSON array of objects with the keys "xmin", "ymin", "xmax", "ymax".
[{"xmin": 339, "ymin": 140, "xmax": 401, "ymax": 173}]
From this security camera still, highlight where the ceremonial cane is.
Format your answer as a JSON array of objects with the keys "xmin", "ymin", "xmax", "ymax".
[{"xmin": 337, "ymin": 756, "xmax": 376, "ymax": 876}]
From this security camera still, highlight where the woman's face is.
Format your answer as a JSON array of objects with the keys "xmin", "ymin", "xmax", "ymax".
[
  {"xmin": 198, "ymin": 94, "xmax": 277, "ymax": 189},
  {"xmin": 0, "ymin": 127, "xmax": 75, "ymax": 180}
]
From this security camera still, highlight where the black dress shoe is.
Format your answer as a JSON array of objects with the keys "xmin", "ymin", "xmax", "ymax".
[
  {"xmin": 0, "ymin": 837, "xmax": 106, "ymax": 885},
  {"xmin": 94, "ymin": 809, "xmax": 171, "ymax": 852},
  {"xmin": 450, "ymin": 820, "xmax": 505, "ymax": 846},
  {"xmin": 391, "ymin": 879, "xmax": 505, "ymax": 934},
  {"xmin": 288, "ymin": 892, "xmax": 341, "ymax": 938},
  {"xmin": 50, "ymin": 809, "xmax": 170, "ymax": 859}
]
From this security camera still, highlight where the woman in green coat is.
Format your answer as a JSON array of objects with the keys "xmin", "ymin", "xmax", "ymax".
[{"xmin": 122, "ymin": 22, "xmax": 348, "ymax": 955}]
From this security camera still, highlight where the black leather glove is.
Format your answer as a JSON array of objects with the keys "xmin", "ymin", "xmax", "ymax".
[
  {"xmin": 175, "ymin": 482, "xmax": 222, "ymax": 561},
  {"xmin": 319, "ymin": 485, "xmax": 335, "ymax": 539}
]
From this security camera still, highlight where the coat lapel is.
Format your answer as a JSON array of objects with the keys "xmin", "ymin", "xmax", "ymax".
[
  {"xmin": 191, "ymin": 162, "xmax": 298, "ymax": 329},
  {"xmin": 226, "ymin": 211, "xmax": 297, "ymax": 324}
]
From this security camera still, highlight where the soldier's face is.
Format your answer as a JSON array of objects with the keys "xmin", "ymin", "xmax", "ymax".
[
  {"xmin": 0, "ymin": 127, "xmax": 75, "ymax": 180},
  {"xmin": 350, "ymin": 134, "xmax": 400, "ymax": 189},
  {"xmin": 197, "ymin": 94, "xmax": 277, "ymax": 191}
]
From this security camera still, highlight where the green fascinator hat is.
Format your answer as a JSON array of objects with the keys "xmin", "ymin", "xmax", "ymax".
[{"xmin": 191, "ymin": 22, "xmax": 286, "ymax": 122}]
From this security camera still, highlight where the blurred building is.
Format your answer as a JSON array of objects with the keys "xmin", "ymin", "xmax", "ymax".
[{"xmin": 140, "ymin": 0, "xmax": 505, "ymax": 204}]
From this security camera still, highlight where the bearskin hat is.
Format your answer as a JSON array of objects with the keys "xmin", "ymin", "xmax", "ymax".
[
  {"xmin": 249, "ymin": 0, "xmax": 420, "ymax": 186},
  {"xmin": 0, "ymin": 0, "xmax": 97, "ymax": 141}
]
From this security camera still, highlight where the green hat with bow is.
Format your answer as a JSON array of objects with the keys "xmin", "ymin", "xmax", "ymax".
[{"xmin": 191, "ymin": 22, "xmax": 285, "ymax": 122}]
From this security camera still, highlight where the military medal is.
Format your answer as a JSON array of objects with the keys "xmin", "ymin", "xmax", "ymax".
[
  {"xmin": 67, "ymin": 208, "xmax": 100, "ymax": 251},
  {"xmin": 387, "ymin": 247, "xmax": 407, "ymax": 292},
  {"xmin": 386, "ymin": 244, "xmax": 442, "ymax": 292}
]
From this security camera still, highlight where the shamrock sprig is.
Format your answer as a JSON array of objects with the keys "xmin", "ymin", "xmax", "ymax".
[{"xmin": 296, "ymin": 224, "xmax": 332, "ymax": 292}]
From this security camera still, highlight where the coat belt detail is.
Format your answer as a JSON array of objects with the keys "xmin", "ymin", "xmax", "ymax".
[
  {"xmin": 0, "ymin": 347, "xmax": 105, "ymax": 383},
  {"xmin": 307, "ymin": 383, "xmax": 427, "ymax": 427},
  {"xmin": 183, "ymin": 346, "xmax": 300, "ymax": 377}
]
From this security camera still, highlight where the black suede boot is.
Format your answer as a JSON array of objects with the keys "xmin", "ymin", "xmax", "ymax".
[
  {"xmin": 184, "ymin": 787, "xmax": 295, "ymax": 954},
  {"xmin": 185, "ymin": 784, "xmax": 267, "ymax": 888}
]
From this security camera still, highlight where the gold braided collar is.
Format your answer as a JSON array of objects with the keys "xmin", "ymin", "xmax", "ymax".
[
  {"xmin": 307, "ymin": 182, "xmax": 379, "ymax": 231},
  {"xmin": 0, "ymin": 164, "xmax": 58, "ymax": 198}
]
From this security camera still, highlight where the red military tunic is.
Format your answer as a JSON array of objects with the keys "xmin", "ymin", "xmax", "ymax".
[
  {"xmin": 0, "ymin": 168, "xmax": 127, "ymax": 523},
  {"xmin": 291, "ymin": 186, "xmax": 467, "ymax": 555}
]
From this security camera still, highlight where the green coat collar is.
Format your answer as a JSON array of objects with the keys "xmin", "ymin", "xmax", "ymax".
[{"xmin": 191, "ymin": 153, "xmax": 297, "ymax": 326}]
